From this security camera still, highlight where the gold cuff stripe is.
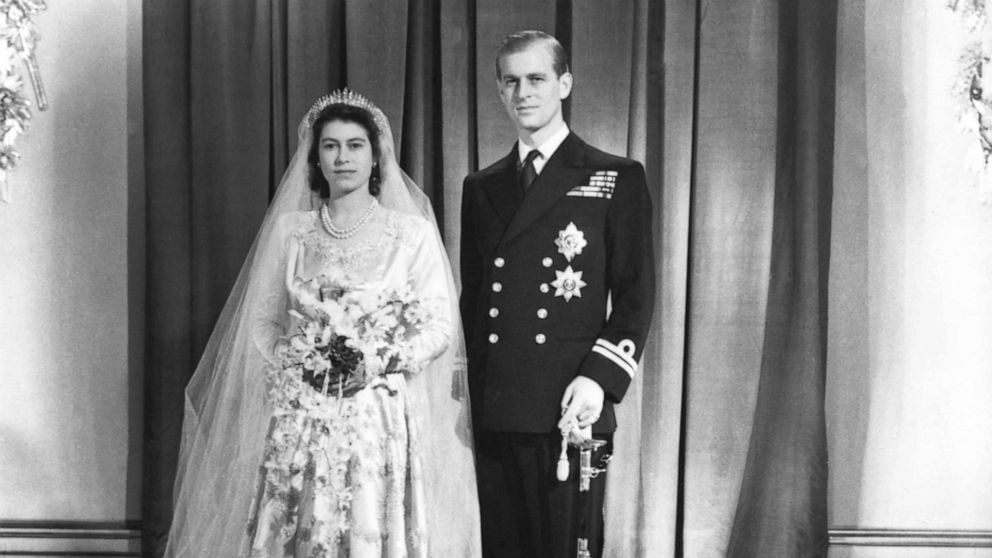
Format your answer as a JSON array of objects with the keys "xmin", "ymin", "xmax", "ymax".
[{"xmin": 592, "ymin": 339, "xmax": 637, "ymax": 378}]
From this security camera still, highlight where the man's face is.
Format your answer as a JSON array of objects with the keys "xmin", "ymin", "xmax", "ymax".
[{"xmin": 497, "ymin": 45, "xmax": 572, "ymax": 136}]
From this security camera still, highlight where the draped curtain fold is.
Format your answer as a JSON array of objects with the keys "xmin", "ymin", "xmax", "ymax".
[{"xmin": 143, "ymin": 2, "xmax": 835, "ymax": 556}]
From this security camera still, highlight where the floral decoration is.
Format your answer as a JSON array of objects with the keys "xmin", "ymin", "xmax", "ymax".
[
  {"xmin": 947, "ymin": 0, "xmax": 992, "ymax": 199},
  {"xmin": 272, "ymin": 273, "xmax": 433, "ymax": 403},
  {"xmin": 949, "ymin": 0, "xmax": 987, "ymax": 31},
  {"xmin": 253, "ymin": 272, "xmax": 434, "ymax": 544},
  {"xmin": 0, "ymin": 0, "xmax": 46, "ymax": 204}
]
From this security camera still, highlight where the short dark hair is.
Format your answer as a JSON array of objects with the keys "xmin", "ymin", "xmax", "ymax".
[
  {"xmin": 495, "ymin": 30, "xmax": 570, "ymax": 80},
  {"xmin": 307, "ymin": 103, "xmax": 382, "ymax": 199}
]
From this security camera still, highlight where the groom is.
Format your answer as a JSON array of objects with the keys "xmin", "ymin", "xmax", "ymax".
[{"xmin": 459, "ymin": 30, "xmax": 655, "ymax": 558}]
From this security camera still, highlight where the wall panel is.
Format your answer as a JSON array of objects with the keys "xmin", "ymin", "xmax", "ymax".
[
  {"xmin": 0, "ymin": 2, "xmax": 141, "ymax": 554},
  {"xmin": 828, "ymin": 0, "xmax": 992, "ymax": 551}
]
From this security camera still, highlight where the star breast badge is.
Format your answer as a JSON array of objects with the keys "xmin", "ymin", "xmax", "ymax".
[
  {"xmin": 554, "ymin": 222, "xmax": 588, "ymax": 262},
  {"xmin": 551, "ymin": 266, "xmax": 587, "ymax": 302}
]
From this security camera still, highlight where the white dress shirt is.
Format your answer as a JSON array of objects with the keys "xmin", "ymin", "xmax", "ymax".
[{"xmin": 517, "ymin": 124, "xmax": 570, "ymax": 175}]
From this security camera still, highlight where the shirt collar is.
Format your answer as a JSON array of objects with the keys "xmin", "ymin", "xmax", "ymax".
[{"xmin": 517, "ymin": 124, "xmax": 570, "ymax": 165}]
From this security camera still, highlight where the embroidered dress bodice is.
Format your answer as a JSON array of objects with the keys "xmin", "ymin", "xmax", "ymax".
[{"xmin": 296, "ymin": 208, "xmax": 400, "ymax": 278}]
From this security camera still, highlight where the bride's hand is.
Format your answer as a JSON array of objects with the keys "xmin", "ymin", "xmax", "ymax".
[
  {"xmin": 362, "ymin": 352, "xmax": 386, "ymax": 377},
  {"xmin": 272, "ymin": 337, "xmax": 290, "ymax": 360},
  {"xmin": 290, "ymin": 277, "xmax": 322, "ymax": 307},
  {"xmin": 336, "ymin": 373, "xmax": 368, "ymax": 398}
]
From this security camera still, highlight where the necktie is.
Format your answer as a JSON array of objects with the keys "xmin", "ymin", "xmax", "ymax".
[{"xmin": 519, "ymin": 150, "xmax": 542, "ymax": 192}]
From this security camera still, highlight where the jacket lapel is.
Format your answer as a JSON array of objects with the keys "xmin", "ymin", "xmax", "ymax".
[
  {"xmin": 481, "ymin": 147, "xmax": 522, "ymax": 227},
  {"xmin": 500, "ymin": 133, "xmax": 590, "ymax": 246}
]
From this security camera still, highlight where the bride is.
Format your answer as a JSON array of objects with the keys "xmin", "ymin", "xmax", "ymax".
[{"xmin": 165, "ymin": 90, "xmax": 481, "ymax": 557}]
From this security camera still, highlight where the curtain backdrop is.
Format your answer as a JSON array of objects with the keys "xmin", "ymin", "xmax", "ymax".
[{"xmin": 143, "ymin": 1, "xmax": 836, "ymax": 556}]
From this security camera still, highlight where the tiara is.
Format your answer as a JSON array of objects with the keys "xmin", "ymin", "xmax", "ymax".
[{"xmin": 303, "ymin": 88, "xmax": 388, "ymax": 132}]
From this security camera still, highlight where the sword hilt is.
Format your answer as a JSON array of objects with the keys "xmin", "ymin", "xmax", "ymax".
[
  {"xmin": 558, "ymin": 420, "xmax": 607, "ymax": 484},
  {"xmin": 578, "ymin": 444, "xmax": 609, "ymax": 491}
]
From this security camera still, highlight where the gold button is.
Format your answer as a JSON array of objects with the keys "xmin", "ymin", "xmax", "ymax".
[
  {"xmin": 489, "ymin": 307, "xmax": 500, "ymax": 318},
  {"xmin": 494, "ymin": 257, "xmax": 505, "ymax": 268},
  {"xmin": 492, "ymin": 282, "xmax": 502, "ymax": 293},
  {"xmin": 489, "ymin": 333, "xmax": 499, "ymax": 344},
  {"xmin": 537, "ymin": 308, "xmax": 548, "ymax": 319},
  {"xmin": 542, "ymin": 257, "xmax": 553, "ymax": 267},
  {"xmin": 539, "ymin": 283, "xmax": 550, "ymax": 293},
  {"xmin": 535, "ymin": 333, "xmax": 547, "ymax": 344}
]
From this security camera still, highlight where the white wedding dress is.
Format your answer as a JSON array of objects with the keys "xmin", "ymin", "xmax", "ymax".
[
  {"xmin": 248, "ymin": 207, "xmax": 453, "ymax": 558},
  {"xmin": 165, "ymin": 91, "xmax": 480, "ymax": 558}
]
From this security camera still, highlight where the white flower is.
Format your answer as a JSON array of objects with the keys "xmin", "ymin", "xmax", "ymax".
[
  {"xmin": 290, "ymin": 333, "xmax": 313, "ymax": 352},
  {"xmin": 326, "ymin": 303, "xmax": 348, "ymax": 328}
]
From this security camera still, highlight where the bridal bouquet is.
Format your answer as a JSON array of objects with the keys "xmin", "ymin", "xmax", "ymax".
[{"xmin": 269, "ymin": 272, "xmax": 433, "ymax": 407}]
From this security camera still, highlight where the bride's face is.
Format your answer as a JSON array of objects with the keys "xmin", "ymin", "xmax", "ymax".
[{"xmin": 317, "ymin": 119, "xmax": 375, "ymax": 197}]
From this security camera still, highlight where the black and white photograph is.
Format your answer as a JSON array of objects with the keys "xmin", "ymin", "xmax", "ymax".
[{"xmin": 0, "ymin": 1, "xmax": 990, "ymax": 557}]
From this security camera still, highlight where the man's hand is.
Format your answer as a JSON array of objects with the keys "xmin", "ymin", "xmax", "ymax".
[{"xmin": 557, "ymin": 376, "xmax": 605, "ymax": 431}]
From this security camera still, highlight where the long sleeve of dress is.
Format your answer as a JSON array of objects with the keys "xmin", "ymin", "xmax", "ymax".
[
  {"xmin": 405, "ymin": 218, "xmax": 454, "ymax": 369},
  {"xmin": 250, "ymin": 213, "xmax": 298, "ymax": 365}
]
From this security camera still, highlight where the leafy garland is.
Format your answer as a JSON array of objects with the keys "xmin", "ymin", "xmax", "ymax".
[
  {"xmin": 948, "ymin": 0, "xmax": 992, "ymax": 197},
  {"xmin": 949, "ymin": 0, "xmax": 986, "ymax": 31},
  {"xmin": 0, "ymin": 0, "xmax": 46, "ymax": 204}
]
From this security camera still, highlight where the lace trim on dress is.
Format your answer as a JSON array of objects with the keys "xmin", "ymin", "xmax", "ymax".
[{"xmin": 294, "ymin": 209, "xmax": 401, "ymax": 272}]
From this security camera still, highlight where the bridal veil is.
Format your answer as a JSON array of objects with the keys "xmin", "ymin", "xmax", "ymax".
[{"xmin": 165, "ymin": 90, "xmax": 481, "ymax": 557}]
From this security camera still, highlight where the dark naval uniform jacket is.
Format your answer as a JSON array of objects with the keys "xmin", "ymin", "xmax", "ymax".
[{"xmin": 460, "ymin": 132, "xmax": 655, "ymax": 435}]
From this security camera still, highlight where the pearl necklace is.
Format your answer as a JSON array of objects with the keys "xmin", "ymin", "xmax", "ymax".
[{"xmin": 320, "ymin": 198, "xmax": 379, "ymax": 239}]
